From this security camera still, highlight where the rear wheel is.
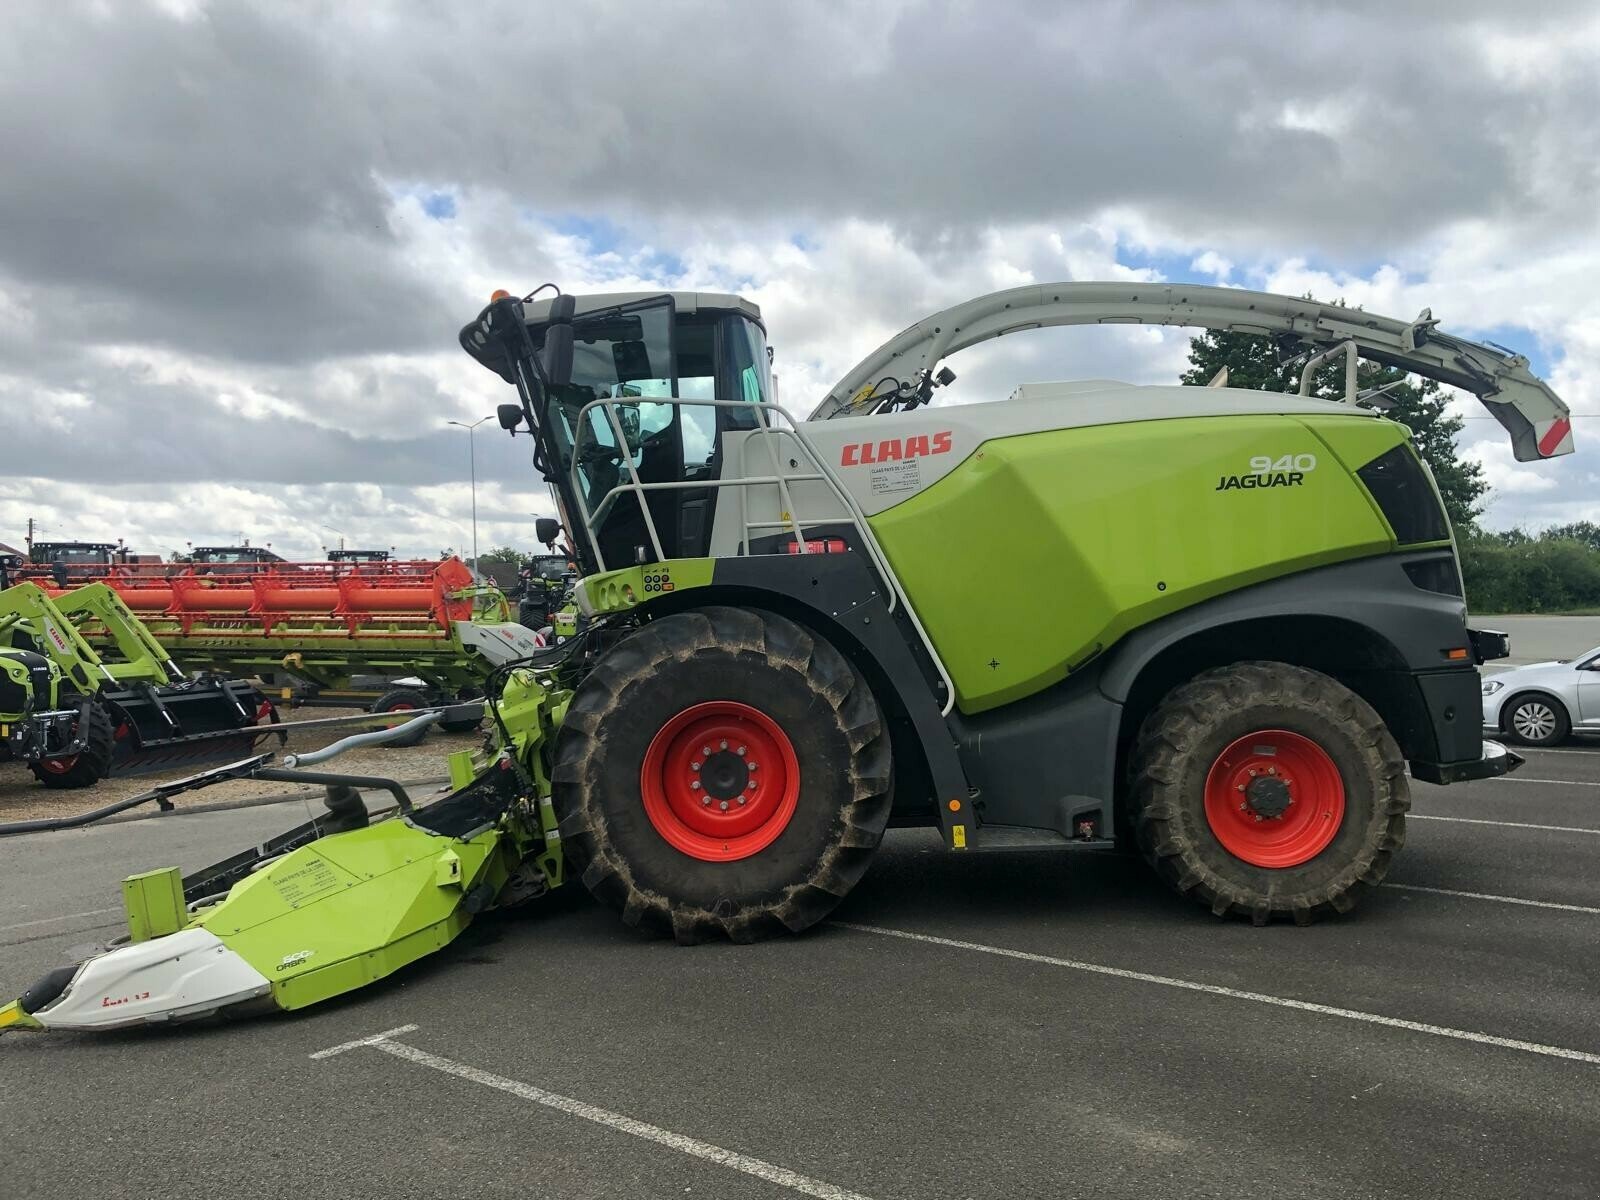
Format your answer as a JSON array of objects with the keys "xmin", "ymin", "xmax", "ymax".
[
  {"xmin": 554, "ymin": 607, "xmax": 892, "ymax": 943},
  {"xmin": 30, "ymin": 702, "xmax": 116, "ymax": 789},
  {"xmin": 1502, "ymin": 694, "xmax": 1569, "ymax": 747},
  {"xmin": 371, "ymin": 687, "xmax": 430, "ymax": 748},
  {"xmin": 1128, "ymin": 662, "xmax": 1408, "ymax": 924}
]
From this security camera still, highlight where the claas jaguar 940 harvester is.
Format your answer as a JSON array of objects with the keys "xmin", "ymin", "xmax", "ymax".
[{"xmin": 1, "ymin": 282, "xmax": 1571, "ymax": 1036}]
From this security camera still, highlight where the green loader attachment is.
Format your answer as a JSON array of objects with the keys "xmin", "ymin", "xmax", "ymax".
[{"xmin": 0, "ymin": 580, "xmax": 270, "ymax": 788}]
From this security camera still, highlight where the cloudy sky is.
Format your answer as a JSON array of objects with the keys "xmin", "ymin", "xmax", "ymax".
[{"xmin": 2, "ymin": 0, "xmax": 1597, "ymax": 560}]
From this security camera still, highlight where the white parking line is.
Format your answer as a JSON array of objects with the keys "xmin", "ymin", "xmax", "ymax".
[
  {"xmin": 308, "ymin": 1023, "xmax": 420, "ymax": 1059},
  {"xmin": 1386, "ymin": 884, "xmax": 1600, "ymax": 915},
  {"xmin": 838, "ymin": 923, "xmax": 1600, "ymax": 1066},
  {"xmin": 312, "ymin": 1029, "xmax": 875, "ymax": 1200},
  {"xmin": 1493, "ymin": 777, "xmax": 1600, "ymax": 787},
  {"xmin": 0, "ymin": 906, "xmax": 119, "ymax": 934},
  {"xmin": 1409, "ymin": 814, "xmax": 1600, "ymax": 834}
]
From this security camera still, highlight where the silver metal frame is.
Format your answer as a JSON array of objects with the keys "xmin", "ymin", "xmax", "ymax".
[
  {"xmin": 811, "ymin": 281, "xmax": 1572, "ymax": 463},
  {"xmin": 567, "ymin": 396, "xmax": 958, "ymax": 713},
  {"xmin": 1299, "ymin": 339, "xmax": 1359, "ymax": 402}
]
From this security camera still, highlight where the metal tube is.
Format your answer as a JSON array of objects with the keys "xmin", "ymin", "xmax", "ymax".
[
  {"xmin": 601, "ymin": 400, "xmax": 668, "ymax": 563},
  {"xmin": 249, "ymin": 768, "xmax": 414, "ymax": 814},
  {"xmin": 469, "ymin": 421, "xmax": 479, "ymax": 582}
]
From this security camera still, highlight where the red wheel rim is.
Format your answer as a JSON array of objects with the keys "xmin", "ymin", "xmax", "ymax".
[
  {"xmin": 38, "ymin": 754, "xmax": 76, "ymax": 774},
  {"xmin": 640, "ymin": 700, "xmax": 800, "ymax": 862},
  {"xmin": 1203, "ymin": 729, "xmax": 1345, "ymax": 868}
]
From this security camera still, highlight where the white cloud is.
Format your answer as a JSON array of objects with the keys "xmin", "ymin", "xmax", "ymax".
[{"xmin": 1, "ymin": 1, "xmax": 1596, "ymax": 560}]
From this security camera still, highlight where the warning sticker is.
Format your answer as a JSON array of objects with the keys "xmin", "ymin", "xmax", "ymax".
[
  {"xmin": 270, "ymin": 856, "xmax": 341, "ymax": 907},
  {"xmin": 868, "ymin": 458, "xmax": 923, "ymax": 495}
]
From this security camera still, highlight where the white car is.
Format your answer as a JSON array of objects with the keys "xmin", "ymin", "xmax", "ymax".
[{"xmin": 1481, "ymin": 645, "xmax": 1600, "ymax": 745}]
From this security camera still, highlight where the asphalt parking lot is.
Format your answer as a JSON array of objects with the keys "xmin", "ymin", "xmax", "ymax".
[{"xmin": 3, "ymin": 740, "xmax": 1599, "ymax": 1200}]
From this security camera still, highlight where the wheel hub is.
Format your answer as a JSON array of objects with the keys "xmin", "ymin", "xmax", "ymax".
[
  {"xmin": 695, "ymin": 748, "xmax": 751, "ymax": 804},
  {"xmin": 1244, "ymin": 775, "xmax": 1292, "ymax": 819},
  {"xmin": 641, "ymin": 701, "xmax": 799, "ymax": 862},
  {"xmin": 1203, "ymin": 730, "xmax": 1346, "ymax": 868}
]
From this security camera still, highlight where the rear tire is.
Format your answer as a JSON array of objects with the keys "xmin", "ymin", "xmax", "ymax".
[
  {"xmin": 30, "ymin": 702, "xmax": 116, "ymax": 789},
  {"xmin": 1128, "ymin": 662, "xmax": 1408, "ymax": 924},
  {"xmin": 371, "ymin": 687, "xmax": 430, "ymax": 748},
  {"xmin": 1502, "ymin": 693, "xmax": 1570, "ymax": 747},
  {"xmin": 554, "ymin": 607, "xmax": 892, "ymax": 943}
]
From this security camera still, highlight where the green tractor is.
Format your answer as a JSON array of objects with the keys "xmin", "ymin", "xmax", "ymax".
[
  {"xmin": 1, "ymin": 281, "xmax": 1573, "ymax": 1037},
  {"xmin": 0, "ymin": 580, "xmax": 269, "ymax": 788}
]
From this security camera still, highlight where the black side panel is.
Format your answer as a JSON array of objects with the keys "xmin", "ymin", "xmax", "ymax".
[
  {"xmin": 1414, "ymin": 670, "xmax": 1483, "ymax": 765},
  {"xmin": 947, "ymin": 667, "xmax": 1120, "ymax": 839}
]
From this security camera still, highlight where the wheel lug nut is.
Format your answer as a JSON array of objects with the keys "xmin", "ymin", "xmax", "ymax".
[
  {"xmin": 737, "ymin": 797, "xmax": 746, "ymax": 805},
  {"xmin": 737, "ymin": 745, "xmax": 746, "ymax": 756},
  {"xmin": 1267, "ymin": 766, "xmax": 1276, "ymax": 776},
  {"xmin": 691, "ymin": 781, "xmax": 701, "ymax": 790},
  {"xmin": 1236, "ymin": 784, "xmax": 1245, "ymax": 792},
  {"xmin": 702, "ymin": 745, "xmax": 711, "ymax": 756},
  {"xmin": 719, "ymin": 800, "xmax": 729, "ymax": 811},
  {"xmin": 702, "ymin": 796, "xmax": 711, "ymax": 806},
  {"xmin": 1248, "ymin": 768, "xmax": 1258, "ymax": 777},
  {"xmin": 720, "ymin": 740, "xmax": 728, "ymax": 750},
  {"xmin": 1253, "ymin": 814, "xmax": 1262, "ymax": 822},
  {"xmin": 749, "ymin": 762, "xmax": 759, "ymax": 771},
  {"xmin": 747, "ymin": 780, "xmax": 756, "ymax": 790},
  {"xmin": 690, "ymin": 761, "xmax": 701, "ymax": 772}
]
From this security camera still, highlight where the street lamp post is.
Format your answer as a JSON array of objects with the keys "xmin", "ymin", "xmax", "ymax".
[{"xmin": 447, "ymin": 415, "xmax": 494, "ymax": 581}]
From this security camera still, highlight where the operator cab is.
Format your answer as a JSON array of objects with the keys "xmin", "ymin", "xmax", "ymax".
[
  {"xmin": 27, "ymin": 541, "xmax": 124, "ymax": 585},
  {"xmin": 462, "ymin": 290, "xmax": 774, "ymax": 572},
  {"xmin": 28, "ymin": 542, "xmax": 120, "ymax": 568}
]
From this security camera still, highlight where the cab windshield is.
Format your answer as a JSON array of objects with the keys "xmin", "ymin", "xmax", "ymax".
[{"xmin": 541, "ymin": 304, "xmax": 772, "ymax": 514}]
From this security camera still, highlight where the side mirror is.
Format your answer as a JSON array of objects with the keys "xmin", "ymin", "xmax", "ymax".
[
  {"xmin": 543, "ymin": 324, "xmax": 575, "ymax": 387},
  {"xmin": 612, "ymin": 339, "xmax": 653, "ymax": 383},
  {"xmin": 535, "ymin": 517, "xmax": 561, "ymax": 548},
  {"xmin": 497, "ymin": 403, "xmax": 523, "ymax": 433},
  {"xmin": 616, "ymin": 402, "xmax": 643, "ymax": 451}
]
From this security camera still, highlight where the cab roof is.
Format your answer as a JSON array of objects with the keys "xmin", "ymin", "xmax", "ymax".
[{"xmin": 515, "ymin": 291, "xmax": 763, "ymax": 328}]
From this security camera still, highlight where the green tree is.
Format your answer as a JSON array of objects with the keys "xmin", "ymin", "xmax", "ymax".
[
  {"xmin": 1542, "ymin": 521, "xmax": 1600, "ymax": 553},
  {"xmin": 475, "ymin": 545, "xmax": 526, "ymax": 568},
  {"xmin": 1181, "ymin": 324, "xmax": 1489, "ymax": 528}
]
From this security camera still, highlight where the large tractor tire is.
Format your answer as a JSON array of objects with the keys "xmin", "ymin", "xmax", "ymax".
[
  {"xmin": 30, "ymin": 702, "xmax": 116, "ymax": 790},
  {"xmin": 554, "ymin": 607, "xmax": 893, "ymax": 944},
  {"xmin": 1128, "ymin": 661, "xmax": 1408, "ymax": 925}
]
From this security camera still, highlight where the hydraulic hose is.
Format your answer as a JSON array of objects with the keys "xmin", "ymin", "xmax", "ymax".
[{"xmin": 282, "ymin": 711, "xmax": 442, "ymax": 766}]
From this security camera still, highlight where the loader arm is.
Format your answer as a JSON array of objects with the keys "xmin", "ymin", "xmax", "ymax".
[
  {"xmin": 812, "ymin": 282, "xmax": 1573, "ymax": 462},
  {"xmin": 47, "ymin": 583, "xmax": 179, "ymax": 686},
  {"xmin": 0, "ymin": 582, "xmax": 131, "ymax": 693}
]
